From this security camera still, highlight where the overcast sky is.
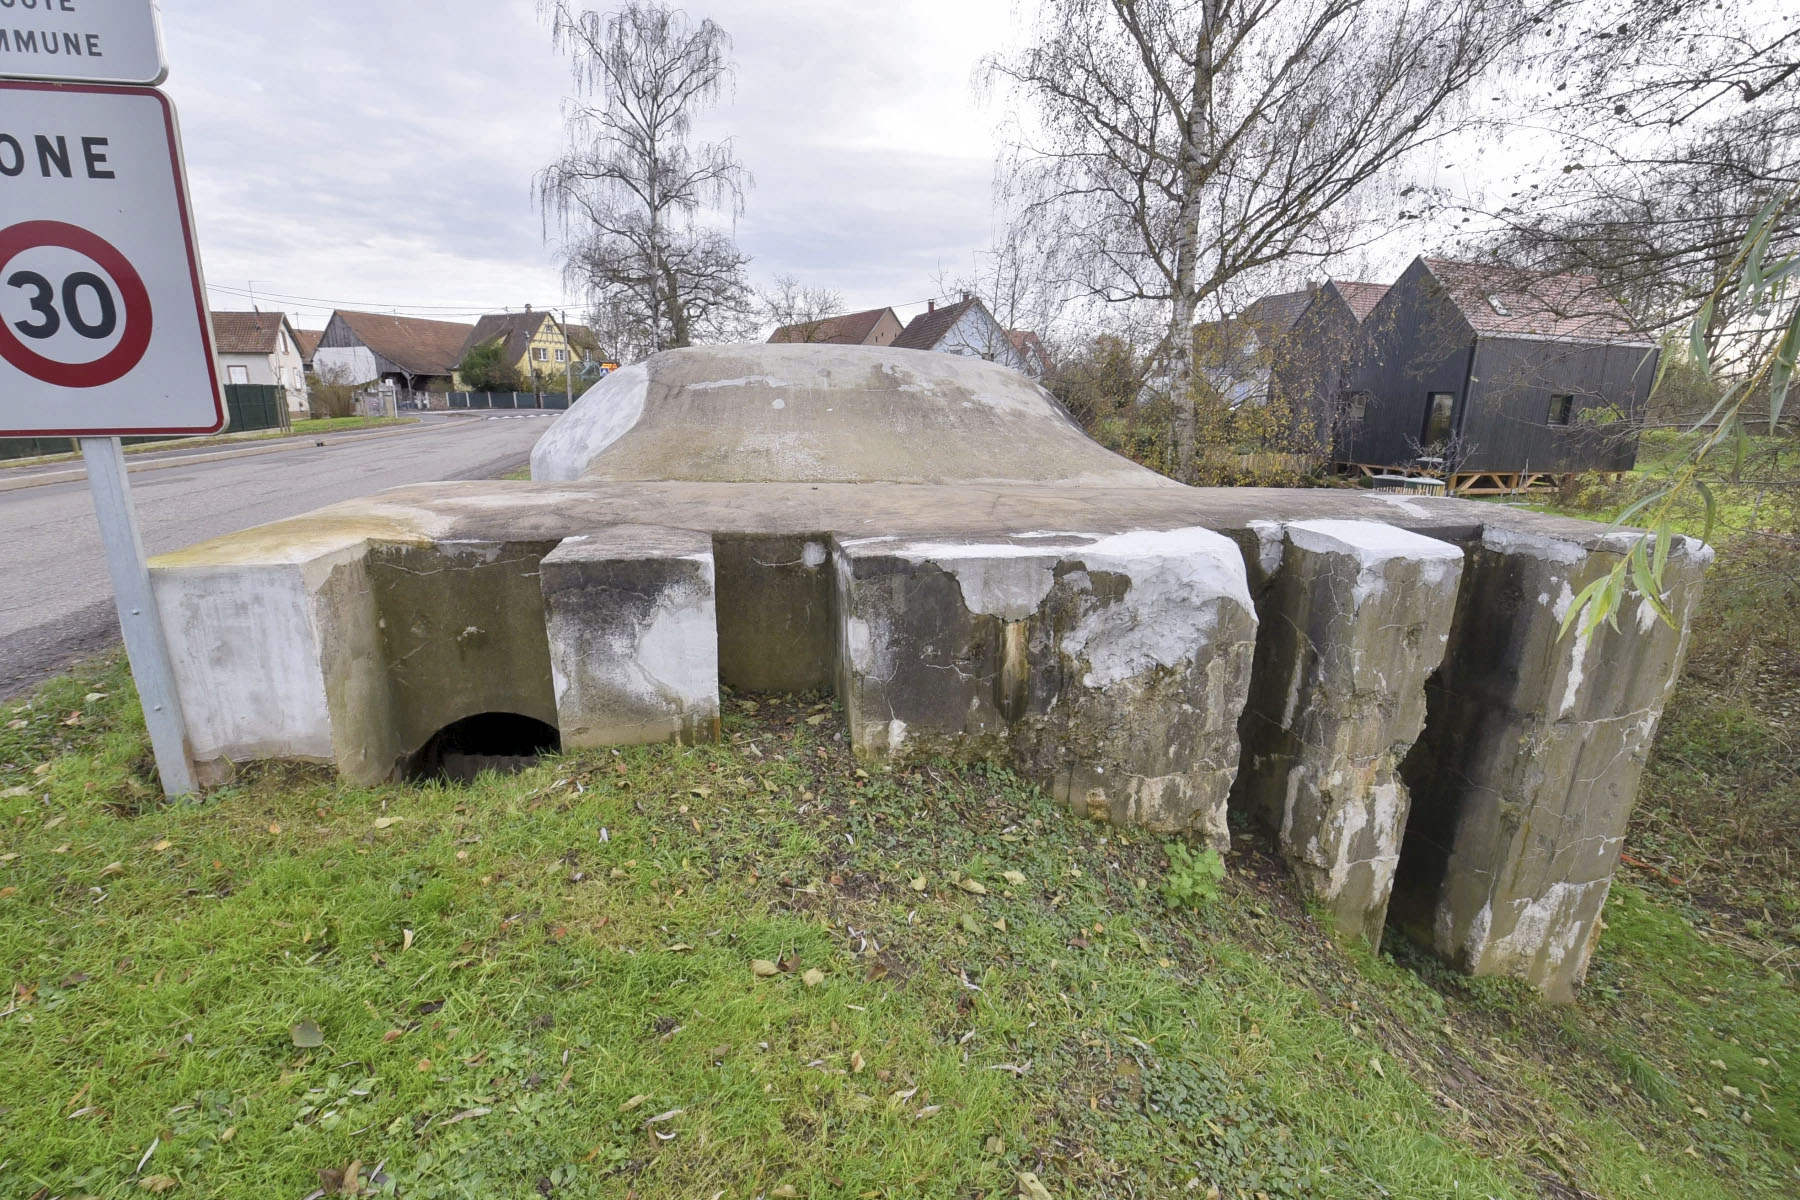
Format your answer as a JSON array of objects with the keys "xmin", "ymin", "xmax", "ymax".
[{"xmin": 163, "ymin": 0, "xmax": 1019, "ymax": 334}]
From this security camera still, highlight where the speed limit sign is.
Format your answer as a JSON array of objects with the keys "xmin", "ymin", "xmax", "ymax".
[{"xmin": 0, "ymin": 82, "xmax": 224, "ymax": 437}]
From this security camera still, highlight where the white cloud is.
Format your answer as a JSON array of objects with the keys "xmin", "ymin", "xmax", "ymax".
[{"xmin": 159, "ymin": 0, "xmax": 1016, "ymax": 334}]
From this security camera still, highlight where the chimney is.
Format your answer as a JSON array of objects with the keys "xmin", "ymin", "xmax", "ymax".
[
  {"xmin": 1306, "ymin": 281, "xmax": 1319, "ymax": 294},
  {"xmin": 928, "ymin": 300, "xmax": 936, "ymax": 312},
  {"xmin": 525, "ymin": 303, "xmax": 533, "ymax": 313},
  {"xmin": 962, "ymin": 291, "xmax": 971, "ymax": 303}
]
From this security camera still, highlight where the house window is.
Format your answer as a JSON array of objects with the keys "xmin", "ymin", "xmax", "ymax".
[
  {"xmin": 1422, "ymin": 392, "xmax": 1455, "ymax": 446},
  {"xmin": 1549, "ymin": 394, "xmax": 1575, "ymax": 426},
  {"xmin": 555, "ymin": 348, "xmax": 567, "ymax": 363},
  {"xmin": 1347, "ymin": 392, "xmax": 1368, "ymax": 422},
  {"xmin": 1486, "ymin": 294, "xmax": 1512, "ymax": 317},
  {"xmin": 535, "ymin": 347, "xmax": 549, "ymax": 362},
  {"xmin": 227, "ymin": 364, "xmax": 250, "ymax": 385}
]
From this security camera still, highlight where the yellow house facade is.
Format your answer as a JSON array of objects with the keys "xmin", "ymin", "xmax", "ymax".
[{"xmin": 455, "ymin": 310, "xmax": 589, "ymax": 390}]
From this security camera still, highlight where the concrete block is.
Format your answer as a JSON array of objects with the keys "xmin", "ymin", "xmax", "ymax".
[
  {"xmin": 834, "ymin": 528, "xmax": 1258, "ymax": 845},
  {"xmin": 1392, "ymin": 524, "xmax": 1710, "ymax": 1001},
  {"xmin": 1233, "ymin": 519, "xmax": 1464, "ymax": 946},
  {"xmin": 540, "ymin": 527, "xmax": 720, "ymax": 748}
]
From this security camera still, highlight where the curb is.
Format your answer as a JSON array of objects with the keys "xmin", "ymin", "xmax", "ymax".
[{"xmin": 0, "ymin": 421, "xmax": 472, "ymax": 495}]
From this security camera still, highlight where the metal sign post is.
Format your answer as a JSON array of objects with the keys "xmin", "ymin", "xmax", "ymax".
[
  {"xmin": 1, "ymin": 13, "xmax": 223, "ymax": 797},
  {"xmin": 78, "ymin": 437, "xmax": 197, "ymax": 795}
]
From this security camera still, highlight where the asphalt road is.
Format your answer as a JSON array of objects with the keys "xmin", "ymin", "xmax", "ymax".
[{"xmin": 0, "ymin": 413, "xmax": 556, "ymax": 700}]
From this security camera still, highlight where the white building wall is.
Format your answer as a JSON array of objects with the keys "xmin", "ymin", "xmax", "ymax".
[
  {"xmin": 313, "ymin": 345, "xmax": 381, "ymax": 388},
  {"xmin": 937, "ymin": 309, "xmax": 1028, "ymax": 372}
]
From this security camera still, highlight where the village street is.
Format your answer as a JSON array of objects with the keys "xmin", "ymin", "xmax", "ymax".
[{"xmin": 0, "ymin": 413, "xmax": 554, "ymax": 698}]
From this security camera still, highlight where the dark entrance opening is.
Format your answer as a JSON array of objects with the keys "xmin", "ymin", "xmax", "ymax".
[{"xmin": 406, "ymin": 713, "xmax": 561, "ymax": 783}]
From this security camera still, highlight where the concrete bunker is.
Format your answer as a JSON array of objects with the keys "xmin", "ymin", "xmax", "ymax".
[{"xmin": 146, "ymin": 344, "xmax": 1711, "ymax": 1002}]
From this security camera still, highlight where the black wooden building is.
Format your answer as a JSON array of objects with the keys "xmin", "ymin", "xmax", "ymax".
[
  {"xmin": 1334, "ymin": 257, "xmax": 1658, "ymax": 491},
  {"xmin": 1267, "ymin": 279, "xmax": 1390, "ymax": 456}
]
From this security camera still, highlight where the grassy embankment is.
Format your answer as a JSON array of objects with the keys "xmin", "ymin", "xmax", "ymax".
[{"xmin": 1, "ymin": 637, "xmax": 1795, "ymax": 1197}]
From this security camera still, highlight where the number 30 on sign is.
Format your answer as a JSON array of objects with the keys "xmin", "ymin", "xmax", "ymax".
[{"xmin": 0, "ymin": 82, "xmax": 223, "ymax": 438}]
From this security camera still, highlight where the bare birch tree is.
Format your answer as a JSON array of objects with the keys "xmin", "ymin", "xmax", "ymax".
[
  {"xmin": 538, "ymin": 1, "xmax": 754, "ymax": 354},
  {"xmin": 1471, "ymin": 0, "xmax": 1800, "ymax": 397},
  {"xmin": 761, "ymin": 275, "xmax": 845, "ymax": 341},
  {"xmin": 986, "ymin": 0, "xmax": 1544, "ymax": 480}
]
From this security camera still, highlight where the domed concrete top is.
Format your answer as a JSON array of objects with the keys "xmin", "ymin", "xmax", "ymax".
[{"xmin": 530, "ymin": 344, "xmax": 1174, "ymax": 488}]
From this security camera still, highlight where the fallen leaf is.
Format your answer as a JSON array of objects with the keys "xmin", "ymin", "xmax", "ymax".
[
  {"xmin": 99, "ymin": 862, "xmax": 124, "ymax": 878},
  {"xmin": 439, "ymin": 1106, "xmax": 491, "ymax": 1127},
  {"xmin": 1017, "ymin": 1171, "xmax": 1053, "ymax": 1200},
  {"xmin": 985, "ymin": 1135, "xmax": 1005, "ymax": 1155},
  {"xmin": 84, "ymin": 692, "xmax": 107, "ymax": 704},
  {"xmin": 152, "ymin": 840, "xmax": 172, "ymax": 852},
  {"xmin": 402, "ymin": 928, "xmax": 415, "ymax": 953},
  {"xmin": 771, "ymin": 1187, "xmax": 799, "ymax": 1198},
  {"xmin": 750, "ymin": 959, "xmax": 780, "ymax": 977},
  {"xmin": 382, "ymin": 1029, "xmax": 405, "ymax": 1043},
  {"xmin": 909, "ymin": 876, "xmax": 928, "ymax": 892},
  {"xmin": 373, "ymin": 817, "xmax": 402, "ymax": 830},
  {"xmin": 958, "ymin": 878, "xmax": 988, "ymax": 896},
  {"xmin": 0, "ymin": 785, "xmax": 29, "ymax": 798},
  {"xmin": 960, "ymin": 914, "xmax": 982, "ymax": 934},
  {"xmin": 643, "ymin": 1107, "xmax": 685, "ymax": 1126},
  {"xmin": 805, "ymin": 714, "xmax": 827, "ymax": 726},
  {"xmin": 619, "ymin": 1094, "xmax": 650, "ymax": 1112},
  {"xmin": 137, "ymin": 1176, "xmax": 179, "ymax": 1193},
  {"xmin": 802, "ymin": 968, "xmax": 825, "ymax": 988},
  {"xmin": 851, "ymin": 1050, "xmax": 866, "ymax": 1074},
  {"xmin": 268, "ymin": 823, "xmax": 282, "ymax": 835},
  {"xmin": 915, "ymin": 1105, "xmax": 942, "ymax": 1119},
  {"xmin": 1002, "ymin": 870, "xmax": 1027, "ymax": 886},
  {"xmin": 290, "ymin": 1020, "xmax": 324, "ymax": 1049},
  {"xmin": 665, "ymin": 943, "xmax": 694, "ymax": 953}
]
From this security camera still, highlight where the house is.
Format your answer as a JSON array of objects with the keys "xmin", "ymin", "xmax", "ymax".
[
  {"xmin": 1265, "ymin": 280, "xmax": 1390, "ymax": 453},
  {"xmin": 457, "ymin": 309, "xmax": 588, "ymax": 391},
  {"xmin": 893, "ymin": 295, "xmax": 1028, "ymax": 372},
  {"xmin": 293, "ymin": 328, "xmax": 323, "ymax": 374},
  {"xmin": 1189, "ymin": 285, "xmax": 1330, "ymax": 410},
  {"xmin": 768, "ymin": 306, "xmax": 904, "ymax": 347},
  {"xmin": 1337, "ymin": 257, "xmax": 1656, "ymax": 489},
  {"xmin": 313, "ymin": 310, "xmax": 474, "ymax": 400},
  {"xmin": 1007, "ymin": 330, "xmax": 1052, "ymax": 378},
  {"xmin": 210, "ymin": 311, "xmax": 310, "ymax": 418}
]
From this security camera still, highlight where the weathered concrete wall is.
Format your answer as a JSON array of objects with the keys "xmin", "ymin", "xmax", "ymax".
[
  {"xmin": 1233, "ymin": 520, "xmax": 1464, "ymax": 946},
  {"xmin": 541, "ymin": 528, "xmax": 720, "ymax": 748},
  {"xmin": 1390, "ymin": 526, "xmax": 1710, "ymax": 1001},
  {"xmin": 147, "ymin": 344, "xmax": 1712, "ymax": 1002},
  {"xmin": 714, "ymin": 534, "xmax": 837, "ymax": 692},
  {"xmin": 835, "ymin": 529, "xmax": 1258, "ymax": 845}
]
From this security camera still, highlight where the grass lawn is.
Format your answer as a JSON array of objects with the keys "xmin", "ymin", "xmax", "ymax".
[
  {"xmin": 2, "ymin": 648, "xmax": 1796, "ymax": 1199},
  {"xmin": 288, "ymin": 418, "xmax": 415, "ymax": 437}
]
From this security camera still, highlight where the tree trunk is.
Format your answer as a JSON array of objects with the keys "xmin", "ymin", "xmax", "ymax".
[{"xmin": 1169, "ymin": 13, "xmax": 1219, "ymax": 484}]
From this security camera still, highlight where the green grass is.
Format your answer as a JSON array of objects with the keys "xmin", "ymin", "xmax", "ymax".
[
  {"xmin": 2, "ymin": 663, "xmax": 1796, "ymax": 1198},
  {"xmin": 289, "ymin": 417, "xmax": 414, "ymax": 437}
]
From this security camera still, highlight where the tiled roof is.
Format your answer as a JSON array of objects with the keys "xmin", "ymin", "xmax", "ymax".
[
  {"xmin": 294, "ymin": 329, "xmax": 323, "ymax": 361},
  {"xmin": 1241, "ymin": 290, "xmax": 1314, "ymax": 337},
  {"xmin": 1421, "ymin": 258, "xmax": 1648, "ymax": 345},
  {"xmin": 210, "ymin": 311, "xmax": 288, "ymax": 356},
  {"xmin": 1329, "ymin": 281, "xmax": 1390, "ymax": 323},
  {"xmin": 1007, "ymin": 329, "xmax": 1052, "ymax": 374},
  {"xmin": 334, "ymin": 310, "xmax": 475, "ymax": 376},
  {"xmin": 769, "ymin": 307, "xmax": 895, "ymax": 345},
  {"xmin": 894, "ymin": 298, "xmax": 980, "ymax": 351},
  {"xmin": 461, "ymin": 311, "xmax": 553, "ymax": 367}
]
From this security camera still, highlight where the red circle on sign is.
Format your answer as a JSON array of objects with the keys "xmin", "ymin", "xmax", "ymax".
[{"xmin": 0, "ymin": 221, "xmax": 154, "ymax": 388}]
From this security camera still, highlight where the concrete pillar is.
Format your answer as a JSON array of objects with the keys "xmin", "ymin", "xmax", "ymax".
[
  {"xmin": 833, "ymin": 528, "xmax": 1258, "ymax": 846},
  {"xmin": 1390, "ymin": 523, "xmax": 1711, "ymax": 1001},
  {"xmin": 539, "ymin": 527, "xmax": 720, "ymax": 748},
  {"xmin": 1233, "ymin": 519, "xmax": 1464, "ymax": 947}
]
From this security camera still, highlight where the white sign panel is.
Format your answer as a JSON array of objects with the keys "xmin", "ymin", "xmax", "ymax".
[
  {"xmin": 0, "ymin": 0, "xmax": 166, "ymax": 86},
  {"xmin": 0, "ymin": 82, "xmax": 223, "ymax": 437}
]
